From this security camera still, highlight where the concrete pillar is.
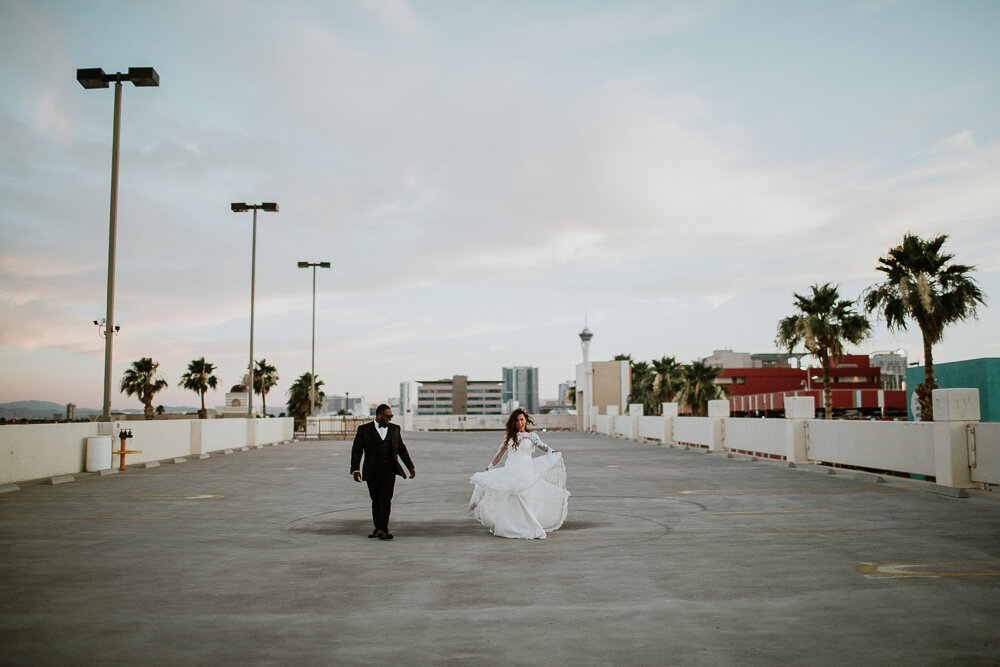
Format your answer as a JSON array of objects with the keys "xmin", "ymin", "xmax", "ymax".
[
  {"xmin": 707, "ymin": 400, "xmax": 730, "ymax": 418},
  {"xmin": 629, "ymin": 404, "xmax": 644, "ymax": 417},
  {"xmin": 932, "ymin": 389, "xmax": 979, "ymax": 488},
  {"xmin": 190, "ymin": 420, "xmax": 204, "ymax": 456},
  {"xmin": 783, "ymin": 396, "xmax": 814, "ymax": 463},
  {"xmin": 706, "ymin": 400, "xmax": 729, "ymax": 451},
  {"xmin": 246, "ymin": 418, "xmax": 258, "ymax": 448},
  {"xmin": 661, "ymin": 403, "xmax": 679, "ymax": 418}
]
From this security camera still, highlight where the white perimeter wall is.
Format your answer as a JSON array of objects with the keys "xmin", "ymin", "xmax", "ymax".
[
  {"xmin": 595, "ymin": 390, "xmax": 997, "ymax": 489},
  {"xmin": 0, "ymin": 418, "xmax": 293, "ymax": 485}
]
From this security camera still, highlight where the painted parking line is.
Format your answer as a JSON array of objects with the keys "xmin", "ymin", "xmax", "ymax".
[
  {"xmin": 0, "ymin": 539, "xmax": 105, "ymax": 544},
  {"xmin": 0, "ymin": 515, "xmax": 173, "ymax": 520},
  {"xmin": 710, "ymin": 508, "xmax": 929, "ymax": 515},
  {"xmin": 762, "ymin": 529, "xmax": 948, "ymax": 536},
  {"xmin": 1, "ymin": 494, "xmax": 224, "ymax": 502},
  {"xmin": 671, "ymin": 488, "xmax": 893, "ymax": 496},
  {"xmin": 859, "ymin": 561, "xmax": 1000, "ymax": 577}
]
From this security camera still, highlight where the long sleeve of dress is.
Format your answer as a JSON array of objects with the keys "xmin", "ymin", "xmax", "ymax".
[
  {"xmin": 529, "ymin": 432, "xmax": 552, "ymax": 452},
  {"xmin": 486, "ymin": 441, "xmax": 508, "ymax": 470}
]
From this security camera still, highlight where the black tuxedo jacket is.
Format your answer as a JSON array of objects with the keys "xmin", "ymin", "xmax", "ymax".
[{"xmin": 350, "ymin": 421, "xmax": 414, "ymax": 480}]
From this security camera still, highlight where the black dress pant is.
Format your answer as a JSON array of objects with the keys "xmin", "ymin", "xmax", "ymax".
[{"xmin": 366, "ymin": 468, "xmax": 397, "ymax": 532}]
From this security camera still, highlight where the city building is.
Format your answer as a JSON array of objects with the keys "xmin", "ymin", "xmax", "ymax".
[
  {"xmin": 575, "ymin": 359, "xmax": 630, "ymax": 429},
  {"xmin": 870, "ymin": 351, "xmax": 908, "ymax": 390},
  {"xmin": 703, "ymin": 349, "xmax": 805, "ymax": 369},
  {"xmin": 217, "ymin": 383, "xmax": 258, "ymax": 417},
  {"xmin": 399, "ymin": 381, "xmax": 419, "ymax": 417},
  {"xmin": 326, "ymin": 394, "xmax": 365, "ymax": 415},
  {"xmin": 417, "ymin": 375, "xmax": 503, "ymax": 415},
  {"xmin": 722, "ymin": 355, "xmax": 905, "ymax": 418},
  {"xmin": 502, "ymin": 366, "xmax": 539, "ymax": 413}
]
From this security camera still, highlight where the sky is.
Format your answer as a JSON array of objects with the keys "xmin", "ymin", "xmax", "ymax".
[{"xmin": 1, "ymin": 0, "xmax": 998, "ymax": 413}]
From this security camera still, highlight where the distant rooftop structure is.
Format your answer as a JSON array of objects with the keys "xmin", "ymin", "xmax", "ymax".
[{"xmin": 703, "ymin": 349, "xmax": 806, "ymax": 369}]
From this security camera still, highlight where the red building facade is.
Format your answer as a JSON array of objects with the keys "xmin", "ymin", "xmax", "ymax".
[{"xmin": 719, "ymin": 355, "xmax": 906, "ymax": 418}]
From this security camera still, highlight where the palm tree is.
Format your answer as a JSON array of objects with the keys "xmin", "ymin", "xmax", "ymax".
[
  {"xmin": 627, "ymin": 360, "xmax": 658, "ymax": 415},
  {"xmin": 253, "ymin": 358, "xmax": 279, "ymax": 417},
  {"xmin": 777, "ymin": 283, "xmax": 872, "ymax": 419},
  {"xmin": 179, "ymin": 357, "xmax": 219, "ymax": 419},
  {"xmin": 863, "ymin": 233, "xmax": 986, "ymax": 420},
  {"xmin": 120, "ymin": 357, "xmax": 169, "ymax": 420},
  {"xmin": 651, "ymin": 355, "xmax": 684, "ymax": 411},
  {"xmin": 286, "ymin": 373, "xmax": 325, "ymax": 426},
  {"xmin": 679, "ymin": 360, "xmax": 728, "ymax": 416},
  {"xmin": 565, "ymin": 382, "xmax": 576, "ymax": 407}
]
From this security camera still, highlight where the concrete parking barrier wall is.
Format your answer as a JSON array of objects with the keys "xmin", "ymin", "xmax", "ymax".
[
  {"xmin": 807, "ymin": 420, "xmax": 937, "ymax": 477},
  {"xmin": 0, "ymin": 423, "xmax": 97, "ymax": 484},
  {"xmin": 673, "ymin": 417, "xmax": 716, "ymax": 449},
  {"xmin": 256, "ymin": 417, "xmax": 293, "ymax": 445},
  {"xmin": 724, "ymin": 418, "xmax": 804, "ymax": 461},
  {"xmin": 971, "ymin": 423, "xmax": 1000, "ymax": 486},
  {"xmin": 193, "ymin": 419, "xmax": 251, "ymax": 455},
  {"xmin": 638, "ymin": 416, "xmax": 670, "ymax": 442},
  {"xmin": 1, "ymin": 418, "xmax": 293, "ymax": 484}
]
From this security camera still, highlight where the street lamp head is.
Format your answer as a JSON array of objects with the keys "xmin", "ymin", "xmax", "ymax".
[
  {"xmin": 297, "ymin": 261, "xmax": 309, "ymax": 268},
  {"xmin": 261, "ymin": 202, "xmax": 279, "ymax": 212},
  {"xmin": 319, "ymin": 262, "xmax": 331, "ymax": 269},
  {"xmin": 77, "ymin": 68, "xmax": 109, "ymax": 89},
  {"xmin": 231, "ymin": 202, "xmax": 249, "ymax": 212},
  {"xmin": 127, "ymin": 67, "xmax": 159, "ymax": 87}
]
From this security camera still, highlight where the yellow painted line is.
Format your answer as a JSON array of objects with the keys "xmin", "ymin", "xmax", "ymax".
[
  {"xmin": 859, "ymin": 561, "xmax": 1000, "ymax": 577},
  {"xmin": 0, "ymin": 515, "xmax": 172, "ymax": 520}
]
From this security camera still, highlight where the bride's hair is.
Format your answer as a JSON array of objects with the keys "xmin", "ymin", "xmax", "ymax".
[{"xmin": 504, "ymin": 408, "xmax": 535, "ymax": 450}]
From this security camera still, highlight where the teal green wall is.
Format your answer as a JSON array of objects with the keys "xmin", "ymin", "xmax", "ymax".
[{"xmin": 905, "ymin": 358, "xmax": 1000, "ymax": 422}]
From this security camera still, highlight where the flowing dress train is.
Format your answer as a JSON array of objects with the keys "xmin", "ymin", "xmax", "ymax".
[{"xmin": 469, "ymin": 431, "xmax": 569, "ymax": 539}]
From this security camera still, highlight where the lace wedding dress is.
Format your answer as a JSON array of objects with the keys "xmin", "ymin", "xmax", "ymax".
[{"xmin": 469, "ymin": 431, "xmax": 569, "ymax": 539}]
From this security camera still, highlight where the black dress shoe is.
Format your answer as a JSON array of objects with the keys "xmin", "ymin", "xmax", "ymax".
[
  {"xmin": 368, "ymin": 530, "xmax": 380, "ymax": 538},
  {"xmin": 378, "ymin": 530, "xmax": 393, "ymax": 540}
]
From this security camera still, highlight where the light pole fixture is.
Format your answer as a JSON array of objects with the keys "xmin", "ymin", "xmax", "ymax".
[
  {"xmin": 298, "ymin": 261, "xmax": 331, "ymax": 417},
  {"xmin": 93, "ymin": 318, "xmax": 120, "ymax": 338},
  {"xmin": 231, "ymin": 202, "xmax": 279, "ymax": 417},
  {"xmin": 77, "ymin": 66, "xmax": 159, "ymax": 422}
]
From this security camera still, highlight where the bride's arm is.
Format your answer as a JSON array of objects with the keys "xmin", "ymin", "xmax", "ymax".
[
  {"xmin": 530, "ymin": 432, "xmax": 558, "ymax": 453},
  {"xmin": 486, "ymin": 441, "xmax": 508, "ymax": 470}
]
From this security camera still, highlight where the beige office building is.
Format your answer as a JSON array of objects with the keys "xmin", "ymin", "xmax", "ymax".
[{"xmin": 417, "ymin": 375, "xmax": 503, "ymax": 415}]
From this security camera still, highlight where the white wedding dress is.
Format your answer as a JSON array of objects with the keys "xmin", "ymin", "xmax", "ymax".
[{"xmin": 469, "ymin": 431, "xmax": 569, "ymax": 539}]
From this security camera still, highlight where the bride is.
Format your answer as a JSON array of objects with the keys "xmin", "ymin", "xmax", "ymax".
[{"xmin": 469, "ymin": 408, "xmax": 569, "ymax": 539}]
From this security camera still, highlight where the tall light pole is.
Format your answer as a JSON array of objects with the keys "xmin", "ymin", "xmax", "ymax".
[
  {"xmin": 231, "ymin": 202, "xmax": 279, "ymax": 417},
  {"xmin": 579, "ymin": 326, "xmax": 594, "ymax": 431},
  {"xmin": 77, "ymin": 67, "xmax": 159, "ymax": 422},
  {"xmin": 297, "ymin": 261, "xmax": 331, "ymax": 416}
]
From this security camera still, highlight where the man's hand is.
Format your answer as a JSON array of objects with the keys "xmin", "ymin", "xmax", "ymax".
[
  {"xmin": 409, "ymin": 468, "xmax": 416, "ymax": 479},
  {"xmin": 352, "ymin": 471, "xmax": 362, "ymax": 483}
]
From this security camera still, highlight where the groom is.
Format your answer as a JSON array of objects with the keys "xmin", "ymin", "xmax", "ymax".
[{"xmin": 351, "ymin": 404, "xmax": 415, "ymax": 540}]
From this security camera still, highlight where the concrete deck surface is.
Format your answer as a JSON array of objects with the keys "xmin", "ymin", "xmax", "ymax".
[{"xmin": 2, "ymin": 430, "xmax": 999, "ymax": 666}]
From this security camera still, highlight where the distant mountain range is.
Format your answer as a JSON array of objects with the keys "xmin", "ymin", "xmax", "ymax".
[
  {"xmin": 0, "ymin": 400, "xmax": 284, "ymax": 420},
  {"xmin": 0, "ymin": 400, "xmax": 195, "ymax": 420}
]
